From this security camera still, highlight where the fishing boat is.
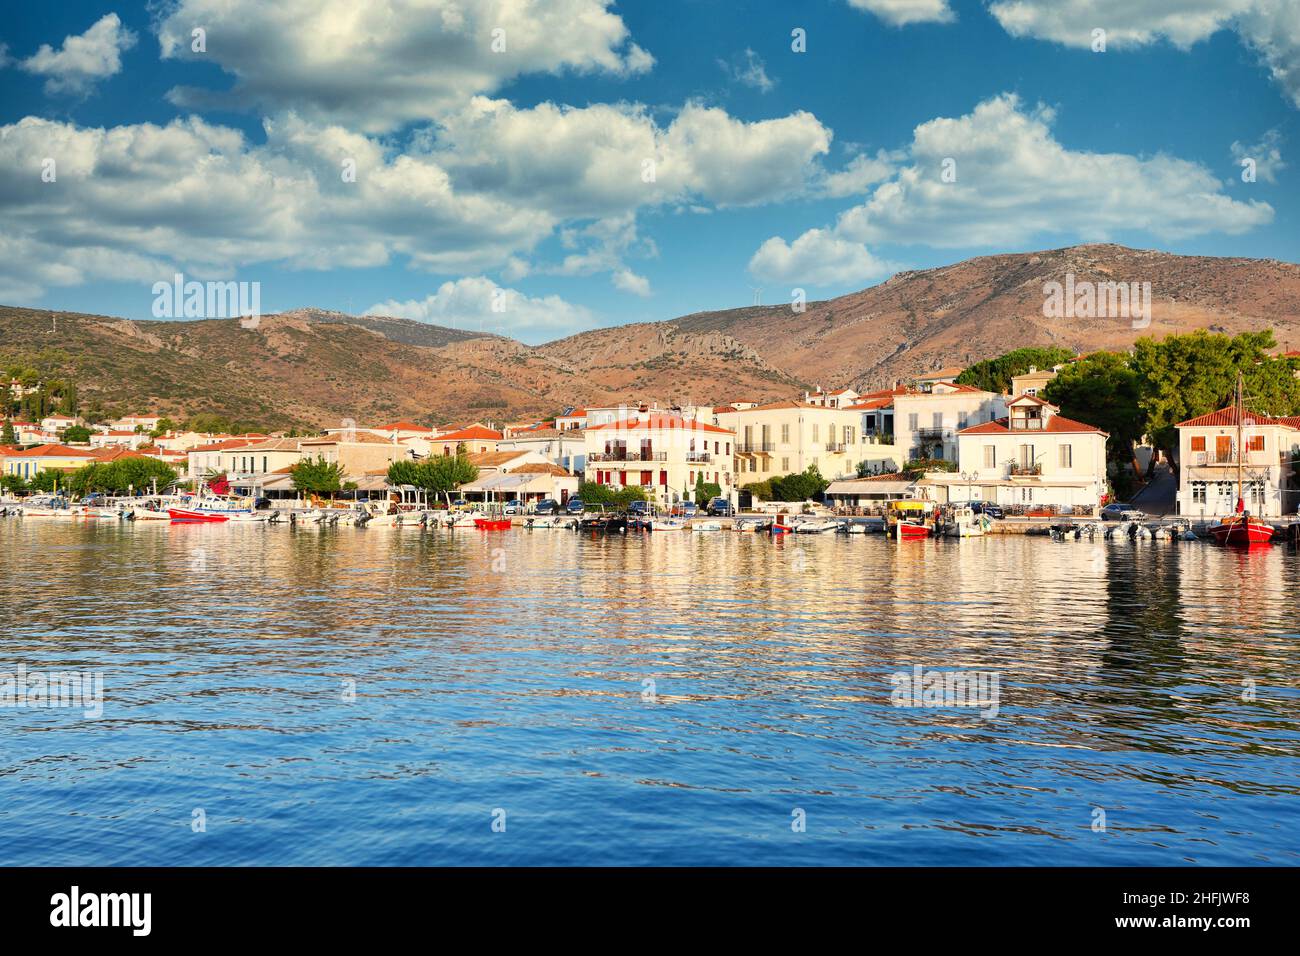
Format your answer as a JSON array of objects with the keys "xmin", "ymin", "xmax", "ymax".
[
  {"xmin": 942, "ymin": 505, "xmax": 990, "ymax": 538},
  {"xmin": 1209, "ymin": 373, "xmax": 1276, "ymax": 547},
  {"xmin": 769, "ymin": 516, "xmax": 796, "ymax": 534},
  {"xmin": 647, "ymin": 517, "xmax": 685, "ymax": 531},
  {"xmin": 734, "ymin": 517, "xmax": 771, "ymax": 532},
  {"xmin": 691, "ymin": 519, "xmax": 723, "ymax": 532},
  {"xmin": 794, "ymin": 517, "xmax": 838, "ymax": 534},
  {"xmin": 473, "ymin": 517, "xmax": 511, "ymax": 531},
  {"xmin": 887, "ymin": 500, "xmax": 935, "ymax": 540}
]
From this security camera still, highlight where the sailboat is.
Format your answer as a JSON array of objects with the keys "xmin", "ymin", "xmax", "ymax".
[{"xmin": 1209, "ymin": 373, "xmax": 1275, "ymax": 547}]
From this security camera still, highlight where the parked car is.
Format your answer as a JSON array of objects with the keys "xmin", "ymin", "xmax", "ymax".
[
  {"xmin": 969, "ymin": 501, "xmax": 1005, "ymax": 519},
  {"xmin": 706, "ymin": 497, "xmax": 735, "ymax": 516},
  {"xmin": 670, "ymin": 502, "xmax": 698, "ymax": 518},
  {"xmin": 534, "ymin": 499, "xmax": 560, "ymax": 515},
  {"xmin": 503, "ymin": 500, "xmax": 524, "ymax": 515},
  {"xmin": 627, "ymin": 500, "xmax": 652, "ymax": 516},
  {"xmin": 566, "ymin": 497, "xmax": 585, "ymax": 515},
  {"xmin": 1101, "ymin": 502, "xmax": 1145, "ymax": 521}
]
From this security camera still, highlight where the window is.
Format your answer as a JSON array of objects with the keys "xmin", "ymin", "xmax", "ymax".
[
  {"xmin": 812, "ymin": 424, "xmax": 819, "ymax": 442},
  {"xmin": 1059, "ymin": 444, "xmax": 1072, "ymax": 468},
  {"xmin": 1249, "ymin": 435, "xmax": 1265, "ymax": 452},
  {"xmin": 908, "ymin": 413, "xmax": 918, "ymax": 431},
  {"xmin": 781, "ymin": 424, "xmax": 790, "ymax": 444},
  {"xmin": 1018, "ymin": 444, "xmax": 1034, "ymax": 468},
  {"xmin": 1021, "ymin": 487, "xmax": 1034, "ymax": 503},
  {"xmin": 958, "ymin": 412, "xmax": 968, "ymax": 430},
  {"xmin": 844, "ymin": 425, "xmax": 854, "ymax": 445},
  {"xmin": 781, "ymin": 457, "xmax": 789, "ymax": 472},
  {"xmin": 932, "ymin": 412, "xmax": 943, "ymax": 429},
  {"xmin": 983, "ymin": 445, "xmax": 996, "ymax": 469},
  {"xmin": 1191, "ymin": 481, "xmax": 1207, "ymax": 503},
  {"xmin": 1190, "ymin": 436, "xmax": 1206, "ymax": 452}
]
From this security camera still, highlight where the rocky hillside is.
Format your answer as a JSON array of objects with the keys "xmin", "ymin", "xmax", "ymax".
[{"xmin": 3, "ymin": 244, "xmax": 1298, "ymax": 428}]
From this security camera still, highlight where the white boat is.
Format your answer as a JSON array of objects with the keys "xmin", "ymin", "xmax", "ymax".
[
  {"xmin": 648, "ymin": 517, "xmax": 686, "ymax": 531},
  {"xmin": 692, "ymin": 519, "xmax": 723, "ymax": 532},
  {"xmin": 447, "ymin": 510, "xmax": 486, "ymax": 528},
  {"xmin": 844, "ymin": 522, "xmax": 869, "ymax": 534},
  {"xmin": 525, "ymin": 515, "xmax": 561, "ymax": 528},
  {"xmin": 794, "ymin": 518, "xmax": 838, "ymax": 533},
  {"xmin": 942, "ymin": 506, "xmax": 990, "ymax": 538}
]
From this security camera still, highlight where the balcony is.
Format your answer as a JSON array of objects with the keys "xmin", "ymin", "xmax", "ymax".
[
  {"xmin": 1009, "ymin": 463, "xmax": 1042, "ymax": 476},
  {"xmin": 685, "ymin": 452, "xmax": 712, "ymax": 463},
  {"xmin": 915, "ymin": 427, "xmax": 948, "ymax": 441},
  {"xmin": 737, "ymin": 442, "xmax": 774, "ymax": 453},
  {"xmin": 1008, "ymin": 418, "xmax": 1045, "ymax": 431},
  {"xmin": 863, "ymin": 432, "xmax": 894, "ymax": 445},
  {"xmin": 824, "ymin": 442, "xmax": 845, "ymax": 453},
  {"xmin": 588, "ymin": 451, "xmax": 668, "ymax": 463},
  {"xmin": 1192, "ymin": 451, "xmax": 1273, "ymax": 467}
]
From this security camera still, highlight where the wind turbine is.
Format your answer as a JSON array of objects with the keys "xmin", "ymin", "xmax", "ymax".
[{"xmin": 749, "ymin": 286, "xmax": 763, "ymax": 307}]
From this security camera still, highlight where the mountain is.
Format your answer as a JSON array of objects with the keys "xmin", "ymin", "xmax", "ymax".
[{"xmin": 3, "ymin": 244, "xmax": 1299, "ymax": 429}]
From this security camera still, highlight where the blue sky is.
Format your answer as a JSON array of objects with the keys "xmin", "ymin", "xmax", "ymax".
[{"xmin": 1, "ymin": 0, "xmax": 1296, "ymax": 342}]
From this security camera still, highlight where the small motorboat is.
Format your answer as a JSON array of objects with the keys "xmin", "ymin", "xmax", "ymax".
[
  {"xmin": 648, "ymin": 517, "xmax": 685, "ymax": 531},
  {"xmin": 168, "ymin": 507, "xmax": 230, "ymax": 522},
  {"xmin": 769, "ymin": 518, "xmax": 796, "ymax": 534},
  {"xmin": 795, "ymin": 518, "xmax": 838, "ymax": 534},
  {"xmin": 692, "ymin": 519, "xmax": 723, "ymax": 532},
  {"xmin": 473, "ymin": 517, "xmax": 511, "ymax": 531},
  {"xmin": 887, "ymin": 500, "xmax": 935, "ymax": 540}
]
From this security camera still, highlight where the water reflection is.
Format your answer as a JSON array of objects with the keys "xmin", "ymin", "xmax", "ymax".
[{"xmin": 0, "ymin": 521, "xmax": 1297, "ymax": 866}]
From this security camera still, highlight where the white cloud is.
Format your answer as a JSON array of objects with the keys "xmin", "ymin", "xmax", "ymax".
[
  {"xmin": 1231, "ymin": 128, "xmax": 1287, "ymax": 182},
  {"xmin": 157, "ymin": 0, "xmax": 654, "ymax": 132},
  {"xmin": 845, "ymin": 0, "xmax": 955, "ymax": 26},
  {"xmin": 986, "ymin": 1, "xmax": 1300, "ymax": 108},
  {"xmin": 612, "ymin": 269, "xmax": 652, "ymax": 297},
  {"xmin": 718, "ymin": 49, "xmax": 775, "ymax": 92},
  {"xmin": 821, "ymin": 151, "xmax": 897, "ymax": 197},
  {"xmin": 19, "ymin": 13, "xmax": 136, "ymax": 95},
  {"xmin": 751, "ymin": 93, "xmax": 1273, "ymax": 286},
  {"xmin": 749, "ymin": 229, "xmax": 896, "ymax": 286},
  {"xmin": 364, "ymin": 276, "xmax": 594, "ymax": 335}
]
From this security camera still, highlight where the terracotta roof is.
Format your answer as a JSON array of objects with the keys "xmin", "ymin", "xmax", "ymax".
[
  {"xmin": 1008, "ymin": 394, "xmax": 1054, "ymax": 406},
  {"xmin": 380, "ymin": 421, "xmax": 433, "ymax": 432},
  {"xmin": 960, "ymin": 415, "xmax": 1106, "ymax": 435},
  {"xmin": 467, "ymin": 451, "xmax": 529, "ymax": 468},
  {"xmin": 585, "ymin": 415, "xmax": 734, "ymax": 435},
  {"xmin": 917, "ymin": 366, "xmax": 965, "ymax": 378},
  {"xmin": 238, "ymin": 437, "xmax": 305, "ymax": 452},
  {"xmin": 512, "ymin": 463, "xmax": 573, "ymax": 476},
  {"xmin": 190, "ymin": 438, "xmax": 256, "ymax": 452},
  {"xmin": 500, "ymin": 428, "xmax": 569, "ymax": 439},
  {"xmin": 1176, "ymin": 406, "xmax": 1295, "ymax": 428},
  {"xmin": 713, "ymin": 405, "xmax": 737, "ymax": 414},
  {"xmin": 557, "ymin": 408, "xmax": 588, "ymax": 418},
  {"xmin": 301, "ymin": 431, "xmax": 399, "ymax": 445},
  {"xmin": 4, "ymin": 443, "xmax": 97, "ymax": 458},
  {"xmin": 846, "ymin": 397, "xmax": 896, "ymax": 411},
  {"xmin": 436, "ymin": 425, "xmax": 504, "ymax": 442}
]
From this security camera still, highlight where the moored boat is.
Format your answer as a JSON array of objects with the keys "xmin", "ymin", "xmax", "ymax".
[
  {"xmin": 888, "ymin": 500, "xmax": 936, "ymax": 540},
  {"xmin": 1208, "ymin": 373, "xmax": 1277, "ymax": 548},
  {"xmin": 473, "ymin": 517, "xmax": 511, "ymax": 531}
]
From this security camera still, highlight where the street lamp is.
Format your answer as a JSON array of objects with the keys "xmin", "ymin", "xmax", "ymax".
[{"xmin": 959, "ymin": 470, "xmax": 979, "ymax": 504}]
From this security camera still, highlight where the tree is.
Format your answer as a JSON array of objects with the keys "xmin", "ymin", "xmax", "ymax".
[
  {"xmin": 577, "ymin": 481, "xmax": 648, "ymax": 508},
  {"xmin": 694, "ymin": 474, "xmax": 721, "ymax": 504},
  {"xmin": 150, "ymin": 418, "xmax": 177, "ymax": 438},
  {"xmin": 1042, "ymin": 351, "xmax": 1144, "ymax": 465},
  {"xmin": 1, "ymin": 420, "xmax": 15, "ymax": 445},
  {"xmin": 956, "ymin": 347, "xmax": 1076, "ymax": 394},
  {"xmin": 1131, "ymin": 329, "xmax": 1300, "ymax": 464},
  {"xmin": 766, "ymin": 465, "xmax": 829, "ymax": 502},
  {"xmin": 425, "ymin": 451, "xmax": 478, "ymax": 504},
  {"xmin": 0, "ymin": 474, "xmax": 26, "ymax": 494},
  {"xmin": 290, "ymin": 456, "xmax": 345, "ymax": 496},
  {"xmin": 62, "ymin": 424, "xmax": 91, "ymax": 443},
  {"xmin": 64, "ymin": 458, "xmax": 178, "ymax": 496},
  {"xmin": 27, "ymin": 469, "xmax": 63, "ymax": 493}
]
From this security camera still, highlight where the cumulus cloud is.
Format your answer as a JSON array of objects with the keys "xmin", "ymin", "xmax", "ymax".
[
  {"xmin": 612, "ymin": 269, "xmax": 652, "ymax": 297},
  {"xmin": 845, "ymin": 0, "xmax": 955, "ymax": 26},
  {"xmin": 19, "ymin": 13, "xmax": 136, "ymax": 95},
  {"xmin": 820, "ymin": 150, "xmax": 897, "ymax": 197},
  {"xmin": 157, "ymin": 0, "xmax": 654, "ymax": 132},
  {"xmin": 1231, "ymin": 128, "xmax": 1287, "ymax": 182},
  {"xmin": 750, "ymin": 93, "xmax": 1273, "ymax": 284},
  {"xmin": 986, "ymin": 1, "xmax": 1300, "ymax": 108},
  {"xmin": 749, "ymin": 229, "xmax": 896, "ymax": 285},
  {"xmin": 364, "ymin": 276, "xmax": 594, "ymax": 335}
]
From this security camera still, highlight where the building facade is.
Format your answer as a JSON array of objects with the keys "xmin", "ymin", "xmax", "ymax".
[
  {"xmin": 1174, "ymin": 406, "xmax": 1299, "ymax": 518},
  {"xmin": 583, "ymin": 413, "xmax": 736, "ymax": 506}
]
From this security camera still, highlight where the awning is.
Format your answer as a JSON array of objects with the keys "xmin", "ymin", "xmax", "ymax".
[{"xmin": 826, "ymin": 479, "xmax": 915, "ymax": 497}]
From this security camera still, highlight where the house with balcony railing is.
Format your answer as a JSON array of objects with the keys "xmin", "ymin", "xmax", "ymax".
[
  {"xmin": 583, "ymin": 413, "xmax": 735, "ymax": 506},
  {"xmin": 715, "ymin": 400, "xmax": 869, "ymax": 482},
  {"xmin": 1174, "ymin": 405, "xmax": 1300, "ymax": 518},
  {"xmin": 920, "ymin": 395, "xmax": 1108, "ymax": 512}
]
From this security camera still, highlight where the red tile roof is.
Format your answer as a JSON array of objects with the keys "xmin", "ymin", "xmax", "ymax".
[
  {"xmin": 960, "ymin": 416, "xmax": 1106, "ymax": 435},
  {"xmin": 4, "ymin": 443, "xmax": 97, "ymax": 458},
  {"xmin": 1176, "ymin": 406, "xmax": 1295, "ymax": 428},
  {"xmin": 436, "ymin": 425, "xmax": 503, "ymax": 442},
  {"xmin": 380, "ymin": 421, "xmax": 433, "ymax": 432}
]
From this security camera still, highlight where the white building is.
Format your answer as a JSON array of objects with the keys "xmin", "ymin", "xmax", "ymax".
[
  {"xmin": 584, "ymin": 413, "xmax": 736, "ymax": 506},
  {"xmin": 925, "ymin": 395, "xmax": 1109, "ymax": 512},
  {"xmin": 892, "ymin": 381, "xmax": 1007, "ymax": 465},
  {"xmin": 1174, "ymin": 405, "xmax": 1299, "ymax": 518},
  {"xmin": 496, "ymin": 428, "xmax": 587, "ymax": 476}
]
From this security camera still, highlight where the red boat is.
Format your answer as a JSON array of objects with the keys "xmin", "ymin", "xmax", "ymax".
[
  {"xmin": 895, "ymin": 521, "xmax": 932, "ymax": 540},
  {"xmin": 1208, "ymin": 373, "xmax": 1275, "ymax": 548},
  {"xmin": 473, "ymin": 518, "xmax": 511, "ymax": 531},
  {"xmin": 168, "ymin": 508, "xmax": 230, "ymax": 522}
]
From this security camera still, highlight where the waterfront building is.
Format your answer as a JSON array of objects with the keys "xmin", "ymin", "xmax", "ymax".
[
  {"xmin": 824, "ymin": 472, "xmax": 920, "ymax": 508},
  {"xmin": 1174, "ymin": 405, "xmax": 1300, "ymax": 518},
  {"xmin": 1010, "ymin": 365, "xmax": 1061, "ymax": 398},
  {"xmin": 2, "ymin": 443, "xmax": 98, "ymax": 480},
  {"xmin": 716, "ymin": 400, "xmax": 865, "ymax": 481},
  {"xmin": 925, "ymin": 395, "xmax": 1108, "ymax": 511},
  {"xmin": 298, "ymin": 431, "xmax": 415, "ymax": 478},
  {"xmin": 804, "ymin": 388, "xmax": 859, "ymax": 409},
  {"xmin": 891, "ymin": 381, "xmax": 1007, "ymax": 465},
  {"xmin": 583, "ymin": 413, "xmax": 736, "ymax": 506},
  {"xmin": 459, "ymin": 451, "xmax": 579, "ymax": 504},
  {"xmin": 428, "ymin": 424, "xmax": 502, "ymax": 457}
]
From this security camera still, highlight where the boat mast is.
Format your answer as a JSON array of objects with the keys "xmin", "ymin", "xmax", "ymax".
[{"xmin": 1236, "ymin": 371, "xmax": 1244, "ymax": 515}]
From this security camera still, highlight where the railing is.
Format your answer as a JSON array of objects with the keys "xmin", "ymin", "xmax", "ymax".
[
  {"xmin": 1008, "ymin": 418, "xmax": 1045, "ymax": 430},
  {"xmin": 824, "ymin": 442, "xmax": 845, "ymax": 453},
  {"xmin": 1009, "ymin": 463, "xmax": 1041, "ymax": 476},
  {"xmin": 863, "ymin": 433, "xmax": 894, "ymax": 445},
  {"xmin": 588, "ymin": 451, "xmax": 668, "ymax": 463},
  {"xmin": 737, "ymin": 442, "xmax": 774, "ymax": 453},
  {"xmin": 915, "ymin": 427, "xmax": 948, "ymax": 440},
  {"xmin": 685, "ymin": 452, "xmax": 712, "ymax": 463},
  {"xmin": 1194, "ymin": 451, "xmax": 1271, "ymax": 466}
]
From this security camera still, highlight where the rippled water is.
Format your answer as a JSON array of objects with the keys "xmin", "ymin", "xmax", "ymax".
[{"xmin": 1, "ymin": 519, "xmax": 1297, "ymax": 866}]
